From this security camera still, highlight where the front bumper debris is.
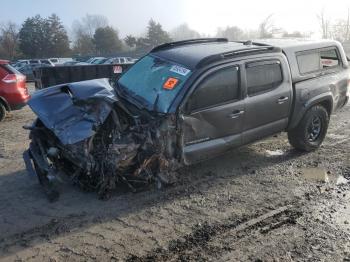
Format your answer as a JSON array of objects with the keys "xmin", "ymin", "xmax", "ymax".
[{"xmin": 24, "ymin": 79, "xmax": 178, "ymax": 201}]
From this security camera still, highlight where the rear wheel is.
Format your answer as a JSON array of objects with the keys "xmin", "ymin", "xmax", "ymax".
[
  {"xmin": 288, "ymin": 105, "xmax": 329, "ymax": 152},
  {"xmin": 0, "ymin": 103, "xmax": 6, "ymax": 122}
]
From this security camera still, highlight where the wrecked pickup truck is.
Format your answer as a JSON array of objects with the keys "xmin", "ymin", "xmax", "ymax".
[{"xmin": 24, "ymin": 38, "xmax": 350, "ymax": 200}]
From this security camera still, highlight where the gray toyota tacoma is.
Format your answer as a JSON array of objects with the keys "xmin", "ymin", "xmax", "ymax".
[{"xmin": 24, "ymin": 38, "xmax": 350, "ymax": 200}]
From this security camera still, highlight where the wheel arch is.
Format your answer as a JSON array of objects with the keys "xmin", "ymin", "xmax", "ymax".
[
  {"xmin": 288, "ymin": 92, "xmax": 333, "ymax": 130},
  {"xmin": 0, "ymin": 96, "xmax": 10, "ymax": 111}
]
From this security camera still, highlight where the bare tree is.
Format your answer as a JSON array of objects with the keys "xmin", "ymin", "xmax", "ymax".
[
  {"xmin": 170, "ymin": 23, "xmax": 201, "ymax": 41},
  {"xmin": 81, "ymin": 14, "xmax": 108, "ymax": 38},
  {"xmin": 72, "ymin": 14, "xmax": 109, "ymax": 39},
  {"xmin": 323, "ymin": 8, "xmax": 350, "ymax": 42},
  {"xmin": 71, "ymin": 14, "xmax": 109, "ymax": 55},
  {"xmin": 346, "ymin": 8, "xmax": 350, "ymax": 42},
  {"xmin": 258, "ymin": 14, "xmax": 281, "ymax": 38},
  {"xmin": 216, "ymin": 26, "xmax": 244, "ymax": 40},
  {"xmin": 317, "ymin": 10, "xmax": 331, "ymax": 39},
  {"xmin": 0, "ymin": 22, "xmax": 20, "ymax": 60}
]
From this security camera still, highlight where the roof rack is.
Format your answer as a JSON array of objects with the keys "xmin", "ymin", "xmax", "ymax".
[
  {"xmin": 151, "ymin": 38, "xmax": 228, "ymax": 52},
  {"xmin": 232, "ymin": 40, "xmax": 273, "ymax": 47},
  {"xmin": 197, "ymin": 45, "xmax": 281, "ymax": 68}
]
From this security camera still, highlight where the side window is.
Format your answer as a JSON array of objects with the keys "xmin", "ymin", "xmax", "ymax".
[
  {"xmin": 297, "ymin": 52, "xmax": 320, "ymax": 74},
  {"xmin": 297, "ymin": 47, "xmax": 341, "ymax": 74},
  {"xmin": 246, "ymin": 61, "xmax": 283, "ymax": 96},
  {"xmin": 320, "ymin": 49, "xmax": 340, "ymax": 68},
  {"xmin": 190, "ymin": 66, "xmax": 239, "ymax": 111}
]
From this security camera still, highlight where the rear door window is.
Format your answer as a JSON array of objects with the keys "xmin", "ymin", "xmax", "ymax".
[
  {"xmin": 246, "ymin": 61, "xmax": 283, "ymax": 96},
  {"xmin": 190, "ymin": 66, "xmax": 240, "ymax": 111}
]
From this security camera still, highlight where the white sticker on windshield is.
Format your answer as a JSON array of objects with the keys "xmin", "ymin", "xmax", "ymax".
[{"xmin": 170, "ymin": 65, "xmax": 191, "ymax": 76}]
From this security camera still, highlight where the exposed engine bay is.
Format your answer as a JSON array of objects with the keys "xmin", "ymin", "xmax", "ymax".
[{"xmin": 24, "ymin": 79, "xmax": 179, "ymax": 201}]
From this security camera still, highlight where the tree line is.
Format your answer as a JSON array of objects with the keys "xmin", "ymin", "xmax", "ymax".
[
  {"xmin": 0, "ymin": 12, "xmax": 349, "ymax": 61},
  {"xmin": 0, "ymin": 14, "xmax": 173, "ymax": 60}
]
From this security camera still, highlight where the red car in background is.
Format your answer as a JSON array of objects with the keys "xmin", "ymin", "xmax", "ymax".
[{"xmin": 0, "ymin": 60, "xmax": 30, "ymax": 121}]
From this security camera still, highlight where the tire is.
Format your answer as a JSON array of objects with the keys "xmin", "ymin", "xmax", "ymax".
[
  {"xmin": 0, "ymin": 103, "xmax": 6, "ymax": 122},
  {"xmin": 288, "ymin": 105, "xmax": 329, "ymax": 152}
]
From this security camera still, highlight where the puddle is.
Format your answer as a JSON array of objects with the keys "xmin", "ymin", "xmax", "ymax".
[
  {"xmin": 301, "ymin": 168, "xmax": 349, "ymax": 185},
  {"xmin": 301, "ymin": 168, "xmax": 329, "ymax": 183},
  {"xmin": 266, "ymin": 150, "xmax": 284, "ymax": 156}
]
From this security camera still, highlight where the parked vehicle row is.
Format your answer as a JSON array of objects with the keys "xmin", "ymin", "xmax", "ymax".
[
  {"xmin": 72, "ymin": 56, "xmax": 136, "ymax": 66},
  {"xmin": 12, "ymin": 58, "xmax": 72, "ymax": 68},
  {"xmin": 18, "ymin": 64, "xmax": 44, "ymax": 82}
]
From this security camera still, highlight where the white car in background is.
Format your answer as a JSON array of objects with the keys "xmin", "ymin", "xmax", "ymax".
[
  {"xmin": 103, "ymin": 57, "xmax": 134, "ymax": 64},
  {"xmin": 75, "ymin": 57, "xmax": 105, "ymax": 65},
  {"xmin": 13, "ymin": 59, "xmax": 55, "ymax": 69}
]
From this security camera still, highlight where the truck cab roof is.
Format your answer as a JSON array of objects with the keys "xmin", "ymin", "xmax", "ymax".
[{"xmin": 150, "ymin": 38, "xmax": 281, "ymax": 69}]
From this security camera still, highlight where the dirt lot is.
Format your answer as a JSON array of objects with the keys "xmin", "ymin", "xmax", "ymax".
[{"xmin": 0, "ymin": 83, "xmax": 350, "ymax": 261}]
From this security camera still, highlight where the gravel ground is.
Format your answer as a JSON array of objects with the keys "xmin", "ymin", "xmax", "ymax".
[{"xmin": 0, "ymin": 83, "xmax": 349, "ymax": 261}]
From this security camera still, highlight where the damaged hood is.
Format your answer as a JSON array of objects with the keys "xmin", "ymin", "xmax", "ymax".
[{"xmin": 28, "ymin": 79, "xmax": 118, "ymax": 145}]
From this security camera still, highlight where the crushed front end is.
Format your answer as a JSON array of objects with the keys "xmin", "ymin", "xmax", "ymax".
[{"xmin": 23, "ymin": 79, "xmax": 179, "ymax": 201}]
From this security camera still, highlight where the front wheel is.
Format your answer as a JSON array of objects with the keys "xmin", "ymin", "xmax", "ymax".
[{"xmin": 288, "ymin": 105, "xmax": 329, "ymax": 152}]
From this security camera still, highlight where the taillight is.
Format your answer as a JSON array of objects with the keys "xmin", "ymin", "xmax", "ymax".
[
  {"xmin": 2, "ymin": 74, "xmax": 26, "ymax": 84},
  {"xmin": 2, "ymin": 74, "xmax": 17, "ymax": 83}
]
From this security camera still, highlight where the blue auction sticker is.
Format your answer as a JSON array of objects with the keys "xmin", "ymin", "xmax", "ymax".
[{"xmin": 170, "ymin": 65, "xmax": 191, "ymax": 76}]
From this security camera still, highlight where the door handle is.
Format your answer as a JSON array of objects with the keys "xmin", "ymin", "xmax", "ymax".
[
  {"xmin": 277, "ymin": 96, "xmax": 289, "ymax": 104},
  {"xmin": 227, "ymin": 110, "xmax": 245, "ymax": 119}
]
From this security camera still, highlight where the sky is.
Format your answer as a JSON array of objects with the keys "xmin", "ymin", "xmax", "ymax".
[{"xmin": 2, "ymin": 0, "xmax": 350, "ymax": 37}]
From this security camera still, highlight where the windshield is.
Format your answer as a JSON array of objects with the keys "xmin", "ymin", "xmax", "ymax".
[{"xmin": 117, "ymin": 55, "xmax": 192, "ymax": 113}]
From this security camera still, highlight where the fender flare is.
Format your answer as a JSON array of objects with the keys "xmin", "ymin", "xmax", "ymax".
[
  {"xmin": 288, "ymin": 92, "xmax": 333, "ymax": 130},
  {"xmin": 304, "ymin": 93, "xmax": 333, "ymax": 114}
]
